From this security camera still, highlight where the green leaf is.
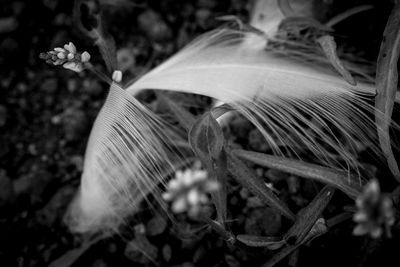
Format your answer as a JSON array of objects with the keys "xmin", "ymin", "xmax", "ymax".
[
  {"xmin": 189, "ymin": 112, "xmax": 228, "ymax": 224},
  {"xmin": 237, "ymin": 235, "xmax": 285, "ymax": 250},
  {"xmin": 285, "ymin": 186, "xmax": 334, "ymax": 242},
  {"xmin": 160, "ymin": 95, "xmax": 229, "ymax": 224},
  {"xmin": 200, "ymin": 216, "xmax": 235, "ymax": 243},
  {"xmin": 325, "ymin": 5, "xmax": 373, "ymax": 28},
  {"xmin": 157, "ymin": 94, "xmax": 196, "ymax": 131},
  {"xmin": 73, "ymin": 0, "xmax": 117, "ymax": 73},
  {"xmin": 94, "ymin": 33, "xmax": 118, "ymax": 73},
  {"xmin": 49, "ymin": 236, "xmax": 104, "ymax": 267},
  {"xmin": 210, "ymin": 149, "xmax": 228, "ymax": 224},
  {"xmin": 375, "ymin": 2, "xmax": 400, "ymax": 181},
  {"xmin": 277, "ymin": 0, "xmax": 297, "ymax": 17},
  {"xmin": 262, "ymin": 218, "xmax": 327, "ymax": 267},
  {"xmin": 210, "ymin": 104, "xmax": 234, "ymax": 119},
  {"xmin": 262, "ymin": 188, "xmax": 333, "ymax": 267},
  {"xmin": 226, "ymin": 151, "xmax": 295, "ymax": 221},
  {"xmin": 233, "ymin": 149, "xmax": 361, "ymax": 199},
  {"xmin": 189, "ymin": 112, "xmax": 224, "ymax": 161},
  {"xmin": 317, "ymin": 35, "xmax": 356, "ymax": 85}
]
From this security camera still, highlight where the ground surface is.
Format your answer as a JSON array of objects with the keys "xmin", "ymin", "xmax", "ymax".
[{"xmin": 1, "ymin": 0, "xmax": 400, "ymax": 266}]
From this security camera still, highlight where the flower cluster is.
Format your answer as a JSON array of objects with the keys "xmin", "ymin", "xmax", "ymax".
[
  {"xmin": 39, "ymin": 42, "xmax": 90, "ymax": 73},
  {"xmin": 163, "ymin": 162, "xmax": 219, "ymax": 218},
  {"xmin": 353, "ymin": 179, "xmax": 395, "ymax": 238}
]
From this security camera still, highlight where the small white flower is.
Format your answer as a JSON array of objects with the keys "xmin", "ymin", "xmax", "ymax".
[
  {"xmin": 163, "ymin": 161, "xmax": 219, "ymax": 217},
  {"xmin": 53, "ymin": 59, "xmax": 64, "ymax": 66},
  {"xmin": 67, "ymin": 53, "xmax": 75, "ymax": 60},
  {"xmin": 353, "ymin": 179, "xmax": 395, "ymax": 238},
  {"xmin": 63, "ymin": 62, "xmax": 83, "ymax": 73},
  {"xmin": 40, "ymin": 42, "xmax": 91, "ymax": 73},
  {"xmin": 81, "ymin": 51, "xmax": 91, "ymax": 63},
  {"xmin": 57, "ymin": 52, "xmax": 66, "ymax": 59},
  {"xmin": 172, "ymin": 197, "xmax": 187, "ymax": 213},
  {"xmin": 64, "ymin": 42, "xmax": 76, "ymax": 54},
  {"xmin": 112, "ymin": 70, "xmax": 123, "ymax": 83},
  {"xmin": 187, "ymin": 189, "xmax": 201, "ymax": 205},
  {"xmin": 54, "ymin": 47, "xmax": 65, "ymax": 53}
]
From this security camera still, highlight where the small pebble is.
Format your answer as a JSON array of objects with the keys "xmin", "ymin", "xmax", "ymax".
[
  {"xmin": 61, "ymin": 107, "xmax": 88, "ymax": 141},
  {"xmin": 195, "ymin": 8, "xmax": 213, "ymax": 29},
  {"xmin": 40, "ymin": 78, "xmax": 57, "ymax": 93},
  {"xmin": 125, "ymin": 235, "xmax": 158, "ymax": 264},
  {"xmin": 162, "ymin": 244, "xmax": 172, "ymax": 262},
  {"xmin": 0, "ymin": 17, "xmax": 18, "ymax": 34},
  {"xmin": 138, "ymin": 9, "xmax": 172, "ymax": 42},
  {"xmin": 146, "ymin": 214, "xmax": 167, "ymax": 236},
  {"xmin": 245, "ymin": 208, "xmax": 282, "ymax": 236},
  {"xmin": 117, "ymin": 48, "xmax": 135, "ymax": 72}
]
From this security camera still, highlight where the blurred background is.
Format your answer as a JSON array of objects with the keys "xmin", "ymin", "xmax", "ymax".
[{"xmin": 0, "ymin": 0, "xmax": 398, "ymax": 266}]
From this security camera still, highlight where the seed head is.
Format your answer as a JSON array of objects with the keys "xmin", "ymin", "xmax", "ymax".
[
  {"xmin": 163, "ymin": 161, "xmax": 219, "ymax": 217},
  {"xmin": 39, "ymin": 42, "xmax": 90, "ymax": 73},
  {"xmin": 112, "ymin": 70, "xmax": 122, "ymax": 83},
  {"xmin": 353, "ymin": 179, "xmax": 395, "ymax": 238}
]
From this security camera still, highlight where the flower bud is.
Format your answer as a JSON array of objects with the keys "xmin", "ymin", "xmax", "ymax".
[{"xmin": 112, "ymin": 70, "xmax": 122, "ymax": 83}]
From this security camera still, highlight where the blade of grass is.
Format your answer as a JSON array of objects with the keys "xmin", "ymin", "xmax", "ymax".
[
  {"xmin": 189, "ymin": 112, "xmax": 224, "ymax": 160},
  {"xmin": 285, "ymin": 186, "xmax": 334, "ymax": 242},
  {"xmin": 189, "ymin": 112, "xmax": 228, "ymax": 224},
  {"xmin": 73, "ymin": 0, "xmax": 118, "ymax": 73},
  {"xmin": 226, "ymin": 150, "xmax": 295, "ymax": 221},
  {"xmin": 160, "ymin": 95, "xmax": 231, "ymax": 224},
  {"xmin": 233, "ymin": 149, "xmax": 361, "ymax": 199},
  {"xmin": 211, "ymin": 149, "xmax": 228, "ymax": 224},
  {"xmin": 277, "ymin": 0, "xmax": 296, "ymax": 17},
  {"xmin": 262, "ymin": 218, "xmax": 328, "ymax": 267},
  {"xmin": 199, "ymin": 215, "xmax": 235, "ymax": 244},
  {"xmin": 317, "ymin": 35, "xmax": 356, "ymax": 85},
  {"xmin": 157, "ymin": 93, "xmax": 196, "ymax": 131},
  {"xmin": 211, "ymin": 103, "xmax": 234, "ymax": 119},
  {"xmin": 375, "ymin": 2, "xmax": 400, "ymax": 182},
  {"xmin": 237, "ymin": 235, "xmax": 285, "ymax": 249},
  {"xmin": 325, "ymin": 5, "xmax": 373, "ymax": 28},
  {"xmin": 49, "ymin": 235, "xmax": 105, "ymax": 267},
  {"xmin": 160, "ymin": 95, "xmax": 294, "ymax": 220},
  {"xmin": 262, "ymin": 187, "xmax": 333, "ymax": 267}
]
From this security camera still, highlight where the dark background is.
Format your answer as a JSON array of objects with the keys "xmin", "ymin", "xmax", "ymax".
[{"xmin": 0, "ymin": 0, "xmax": 399, "ymax": 266}]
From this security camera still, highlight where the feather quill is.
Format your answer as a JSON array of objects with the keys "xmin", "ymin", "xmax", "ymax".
[{"xmin": 67, "ymin": 2, "xmax": 385, "ymax": 233}]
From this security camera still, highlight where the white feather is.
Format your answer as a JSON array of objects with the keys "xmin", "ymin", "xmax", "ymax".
[
  {"xmin": 68, "ymin": 26, "xmax": 382, "ymax": 233},
  {"xmin": 65, "ymin": 84, "xmax": 181, "ymax": 232},
  {"xmin": 127, "ymin": 28, "xmax": 378, "ymax": 164}
]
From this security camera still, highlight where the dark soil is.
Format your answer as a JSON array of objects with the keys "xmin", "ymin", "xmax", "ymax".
[{"xmin": 1, "ymin": 0, "xmax": 399, "ymax": 266}]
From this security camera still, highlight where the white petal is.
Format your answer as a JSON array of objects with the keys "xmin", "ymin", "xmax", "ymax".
[
  {"xmin": 353, "ymin": 212, "xmax": 367, "ymax": 222},
  {"xmin": 81, "ymin": 51, "xmax": 91, "ymax": 63},
  {"xmin": 162, "ymin": 192, "xmax": 172, "ymax": 201},
  {"xmin": 370, "ymin": 228, "xmax": 382, "ymax": 238},
  {"xmin": 54, "ymin": 47, "xmax": 65, "ymax": 52},
  {"xmin": 353, "ymin": 225, "xmax": 368, "ymax": 236},
  {"xmin": 53, "ymin": 59, "xmax": 63, "ymax": 66},
  {"xmin": 112, "ymin": 70, "xmax": 122, "ymax": 83},
  {"xmin": 63, "ymin": 62, "xmax": 83, "ymax": 73},
  {"xmin": 65, "ymin": 42, "xmax": 77, "ymax": 54},
  {"xmin": 57, "ymin": 52, "xmax": 66, "ymax": 59},
  {"xmin": 181, "ymin": 171, "xmax": 193, "ymax": 186},
  {"xmin": 205, "ymin": 181, "xmax": 219, "ymax": 191},
  {"xmin": 199, "ymin": 194, "xmax": 208, "ymax": 203},
  {"xmin": 172, "ymin": 197, "xmax": 187, "ymax": 213},
  {"xmin": 187, "ymin": 189, "xmax": 200, "ymax": 205}
]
